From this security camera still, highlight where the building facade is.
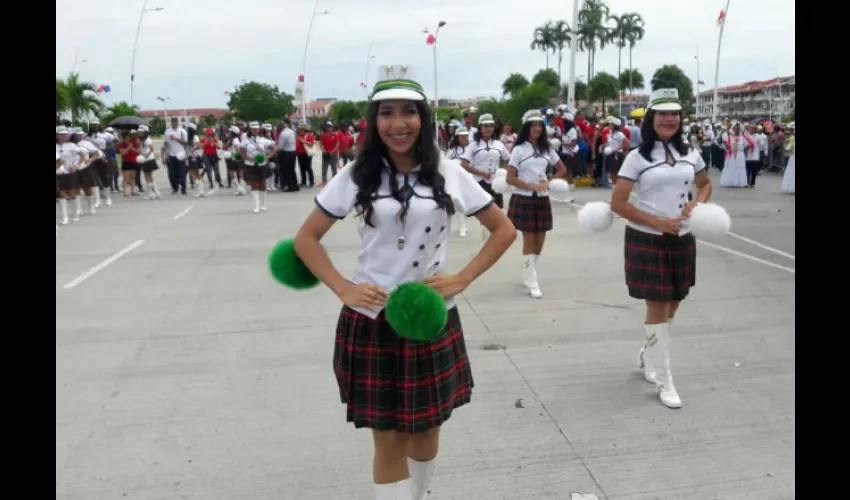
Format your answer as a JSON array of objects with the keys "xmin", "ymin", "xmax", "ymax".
[{"xmin": 696, "ymin": 76, "xmax": 795, "ymax": 121}]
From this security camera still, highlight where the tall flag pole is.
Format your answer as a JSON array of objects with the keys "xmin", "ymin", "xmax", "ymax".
[{"xmin": 711, "ymin": 0, "xmax": 731, "ymax": 124}]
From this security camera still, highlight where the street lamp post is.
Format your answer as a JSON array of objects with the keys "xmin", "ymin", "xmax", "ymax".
[
  {"xmin": 423, "ymin": 21, "xmax": 446, "ymax": 136},
  {"xmin": 301, "ymin": 0, "xmax": 331, "ymax": 123},
  {"xmin": 129, "ymin": 0, "xmax": 164, "ymax": 105}
]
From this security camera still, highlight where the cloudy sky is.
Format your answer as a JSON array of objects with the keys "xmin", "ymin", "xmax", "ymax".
[{"xmin": 56, "ymin": 0, "xmax": 795, "ymax": 111}]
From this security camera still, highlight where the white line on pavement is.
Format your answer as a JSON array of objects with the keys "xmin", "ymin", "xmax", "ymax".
[{"xmin": 62, "ymin": 239, "xmax": 146, "ymax": 289}]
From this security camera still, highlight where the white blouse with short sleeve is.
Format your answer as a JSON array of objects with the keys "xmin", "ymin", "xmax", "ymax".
[
  {"xmin": 461, "ymin": 138, "xmax": 510, "ymax": 183},
  {"xmin": 617, "ymin": 141, "xmax": 706, "ymax": 236},
  {"xmin": 508, "ymin": 142, "xmax": 560, "ymax": 197},
  {"xmin": 315, "ymin": 158, "xmax": 493, "ymax": 319}
]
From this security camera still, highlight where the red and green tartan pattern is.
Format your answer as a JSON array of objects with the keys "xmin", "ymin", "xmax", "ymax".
[
  {"xmin": 507, "ymin": 193, "xmax": 553, "ymax": 233},
  {"xmin": 624, "ymin": 226, "xmax": 696, "ymax": 302},
  {"xmin": 333, "ymin": 306, "xmax": 473, "ymax": 433}
]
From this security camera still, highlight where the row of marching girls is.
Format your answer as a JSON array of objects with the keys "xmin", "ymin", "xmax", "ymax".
[{"xmin": 56, "ymin": 124, "xmax": 118, "ymax": 226}]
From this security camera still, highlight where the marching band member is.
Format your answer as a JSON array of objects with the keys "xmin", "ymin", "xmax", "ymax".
[
  {"xmin": 609, "ymin": 88, "xmax": 713, "ymax": 409},
  {"xmin": 73, "ymin": 128, "xmax": 100, "ymax": 216},
  {"xmin": 56, "ymin": 126, "xmax": 84, "ymax": 224},
  {"xmin": 138, "ymin": 125, "xmax": 161, "ymax": 199},
  {"xmin": 506, "ymin": 109, "xmax": 568, "ymax": 299},
  {"xmin": 293, "ymin": 64, "xmax": 515, "ymax": 500},
  {"xmin": 445, "ymin": 126, "xmax": 471, "ymax": 236},
  {"xmin": 240, "ymin": 121, "xmax": 275, "ymax": 213},
  {"xmin": 460, "ymin": 113, "xmax": 510, "ymax": 239}
]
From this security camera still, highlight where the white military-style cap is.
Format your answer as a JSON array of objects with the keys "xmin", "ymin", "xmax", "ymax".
[{"xmin": 648, "ymin": 88, "xmax": 682, "ymax": 111}]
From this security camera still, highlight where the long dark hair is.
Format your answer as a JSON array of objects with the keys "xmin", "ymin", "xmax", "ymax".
[
  {"xmin": 352, "ymin": 99, "xmax": 454, "ymax": 227},
  {"xmin": 638, "ymin": 109, "xmax": 688, "ymax": 162},
  {"xmin": 514, "ymin": 120, "xmax": 551, "ymax": 153}
]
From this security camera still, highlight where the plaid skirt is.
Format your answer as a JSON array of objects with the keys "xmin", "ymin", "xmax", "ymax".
[
  {"xmin": 624, "ymin": 226, "xmax": 696, "ymax": 302},
  {"xmin": 507, "ymin": 193, "xmax": 553, "ymax": 233},
  {"xmin": 333, "ymin": 305, "xmax": 473, "ymax": 433}
]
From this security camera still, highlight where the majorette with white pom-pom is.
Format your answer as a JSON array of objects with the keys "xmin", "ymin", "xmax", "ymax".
[{"xmin": 601, "ymin": 87, "xmax": 730, "ymax": 411}]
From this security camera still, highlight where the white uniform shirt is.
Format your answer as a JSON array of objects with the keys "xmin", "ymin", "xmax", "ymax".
[
  {"xmin": 461, "ymin": 138, "xmax": 510, "ymax": 183},
  {"xmin": 445, "ymin": 144, "xmax": 468, "ymax": 161},
  {"xmin": 617, "ymin": 142, "xmax": 707, "ymax": 236},
  {"xmin": 242, "ymin": 135, "xmax": 272, "ymax": 166},
  {"xmin": 508, "ymin": 142, "xmax": 560, "ymax": 197},
  {"xmin": 56, "ymin": 142, "xmax": 81, "ymax": 172},
  {"xmin": 164, "ymin": 127, "xmax": 188, "ymax": 157},
  {"xmin": 607, "ymin": 130, "xmax": 628, "ymax": 152},
  {"xmin": 315, "ymin": 158, "xmax": 493, "ymax": 319},
  {"xmin": 76, "ymin": 140, "xmax": 99, "ymax": 168}
]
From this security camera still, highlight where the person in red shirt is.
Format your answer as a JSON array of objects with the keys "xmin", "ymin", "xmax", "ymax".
[
  {"xmin": 117, "ymin": 129, "xmax": 142, "ymax": 196},
  {"xmin": 295, "ymin": 122, "xmax": 316, "ymax": 187},
  {"xmin": 319, "ymin": 121, "xmax": 340, "ymax": 186},
  {"xmin": 200, "ymin": 128, "xmax": 224, "ymax": 189}
]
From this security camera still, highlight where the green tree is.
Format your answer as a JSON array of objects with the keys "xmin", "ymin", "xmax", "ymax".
[
  {"xmin": 502, "ymin": 73, "xmax": 530, "ymax": 97},
  {"xmin": 587, "ymin": 72, "xmax": 619, "ymax": 111},
  {"xmin": 226, "ymin": 82, "xmax": 295, "ymax": 122},
  {"xmin": 328, "ymin": 100, "xmax": 369, "ymax": 123},
  {"xmin": 532, "ymin": 68, "xmax": 560, "ymax": 90},
  {"xmin": 100, "ymin": 102, "xmax": 141, "ymax": 126},
  {"xmin": 651, "ymin": 64, "xmax": 694, "ymax": 103},
  {"xmin": 530, "ymin": 23, "xmax": 557, "ymax": 69},
  {"xmin": 619, "ymin": 69, "xmax": 644, "ymax": 93},
  {"xmin": 148, "ymin": 116, "xmax": 166, "ymax": 136},
  {"xmin": 56, "ymin": 72, "xmax": 104, "ymax": 124}
]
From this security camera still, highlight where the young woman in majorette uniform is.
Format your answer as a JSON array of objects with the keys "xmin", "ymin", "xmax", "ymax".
[
  {"xmin": 138, "ymin": 125, "xmax": 161, "ymax": 199},
  {"xmin": 72, "ymin": 128, "xmax": 101, "ymax": 216},
  {"xmin": 610, "ymin": 88, "xmax": 713, "ymax": 409},
  {"xmin": 460, "ymin": 113, "xmax": 510, "ymax": 240},
  {"xmin": 240, "ymin": 121, "xmax": 276, "ymax": 213},
  {"xmin": 294, "ymin": 65, "xmax": 515, "ymax": 500},
  {"xmin": 56, "ymin": 126, "xmax": 84, "ymax": 225},
  {"xmin": 445, "ymin": 126, "xmax": 471, "ymax": 236},
  {"xmin": 505, "ymin": 109, "xmax": 569, "ymax": 299}
]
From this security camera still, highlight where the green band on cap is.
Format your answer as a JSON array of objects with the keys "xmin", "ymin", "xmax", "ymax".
[
  {"xmin": 372, "ymin": 79, "xmax": 425, "ymax": 96},
  {"xmin": 651, "ymin": 97, "xmax": 680, "ymax": 106}
]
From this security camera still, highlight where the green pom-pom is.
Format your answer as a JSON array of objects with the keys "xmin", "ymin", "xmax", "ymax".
[
  {"xmin": 254, "ymin": 153, "xmax": 266, "ymax": 163},
  {"xmin": 268, "ymin": 239, "xmax": 320, "ymax": 290},
  {"xmin": 385, "ymin": 282, "xmax": 448, "ymax": 341},
  {"xmin": 233, "ymin": 152, "xmax": 242, "ymax": 161}
]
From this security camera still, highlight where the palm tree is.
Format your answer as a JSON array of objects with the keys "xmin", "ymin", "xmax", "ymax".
[
  {"xmin": 502, "ymin": 73, "xmax": 530, "ymax": 97},
  {"xmin": 622, "ymin": 13, "xmax": 646, "ymax": 96},
  {"xmin": 577, "ymin": 0, "xmax": 613, "ymax": 79},
  {"xmin": 100, "ymin": 102, "xmax": 141, "ymax": 126},
  {"xmin": 57, "ymin": 73, "xmax": 105, "ymax": 124},
  {"xmin": 550, "ymin": 20, "xmax": 572, "ymax": 85},
  {"xmin": 530, "ymin": 23, "xmax": 557, "ymax": 69}
]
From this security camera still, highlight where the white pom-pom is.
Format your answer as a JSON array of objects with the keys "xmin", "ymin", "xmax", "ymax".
[
  {"xmin": 176, "ymin": 151, "xmax": 187, "ymax": 161},
  {"xmin": 603, "ymin": 146, "xmax": 613, "ymax": 155},
  {"xmin": 688, "ymin": 202, "xmax": 731, "ymax": 238},
  {"xmin": 577, "ymin": 201, "xmax": 614, "ymax": 232},
  {"xmin": 491, "ymin": 176, "xmax": 513, "ymax": 194},
  {"xmin": 548, "ymin": 178, "xmax": 570, "ymax": 198},
  {"xmin": 223, "ymin": 151, "xmax": 232, "ymax": 159}
]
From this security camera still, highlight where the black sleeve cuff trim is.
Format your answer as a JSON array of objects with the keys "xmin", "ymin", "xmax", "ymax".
[
  {"xmin": 466, "ymin": 199, "xmax": 494, "ymax": 217},
  {"xmin": 314, "ymin": 198, "xmax": 345, "ymax": 220}
]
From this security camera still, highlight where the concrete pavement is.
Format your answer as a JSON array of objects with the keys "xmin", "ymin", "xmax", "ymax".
[{"xmin": 56, "ymin": 162, "xmax": 795, "ymax": 500}]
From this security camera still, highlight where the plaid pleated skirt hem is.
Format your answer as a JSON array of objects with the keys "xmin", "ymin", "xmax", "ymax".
[
  {"xmin": 507, "ymin": 193, "xmax": 553, "ymax": 233},
  {"xmin": 624, "ymin": 226, "xmax": 696, "ymax": 302},
  {"xmin": 333, "ymin": 305, "xmax": 473, "ymax": 434}
]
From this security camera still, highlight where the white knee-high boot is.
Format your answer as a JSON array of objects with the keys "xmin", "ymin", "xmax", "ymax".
[
  {"xmin": 643, "ymin": 322, "xmax": 681, "ymax": 409},
  {"xmin": 408, "ymin": 458, "xmax": 435, "ymax": 500},
  {"xmin": 374, "ymin": 478, "xmax": 413, "ymax": 500}
]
